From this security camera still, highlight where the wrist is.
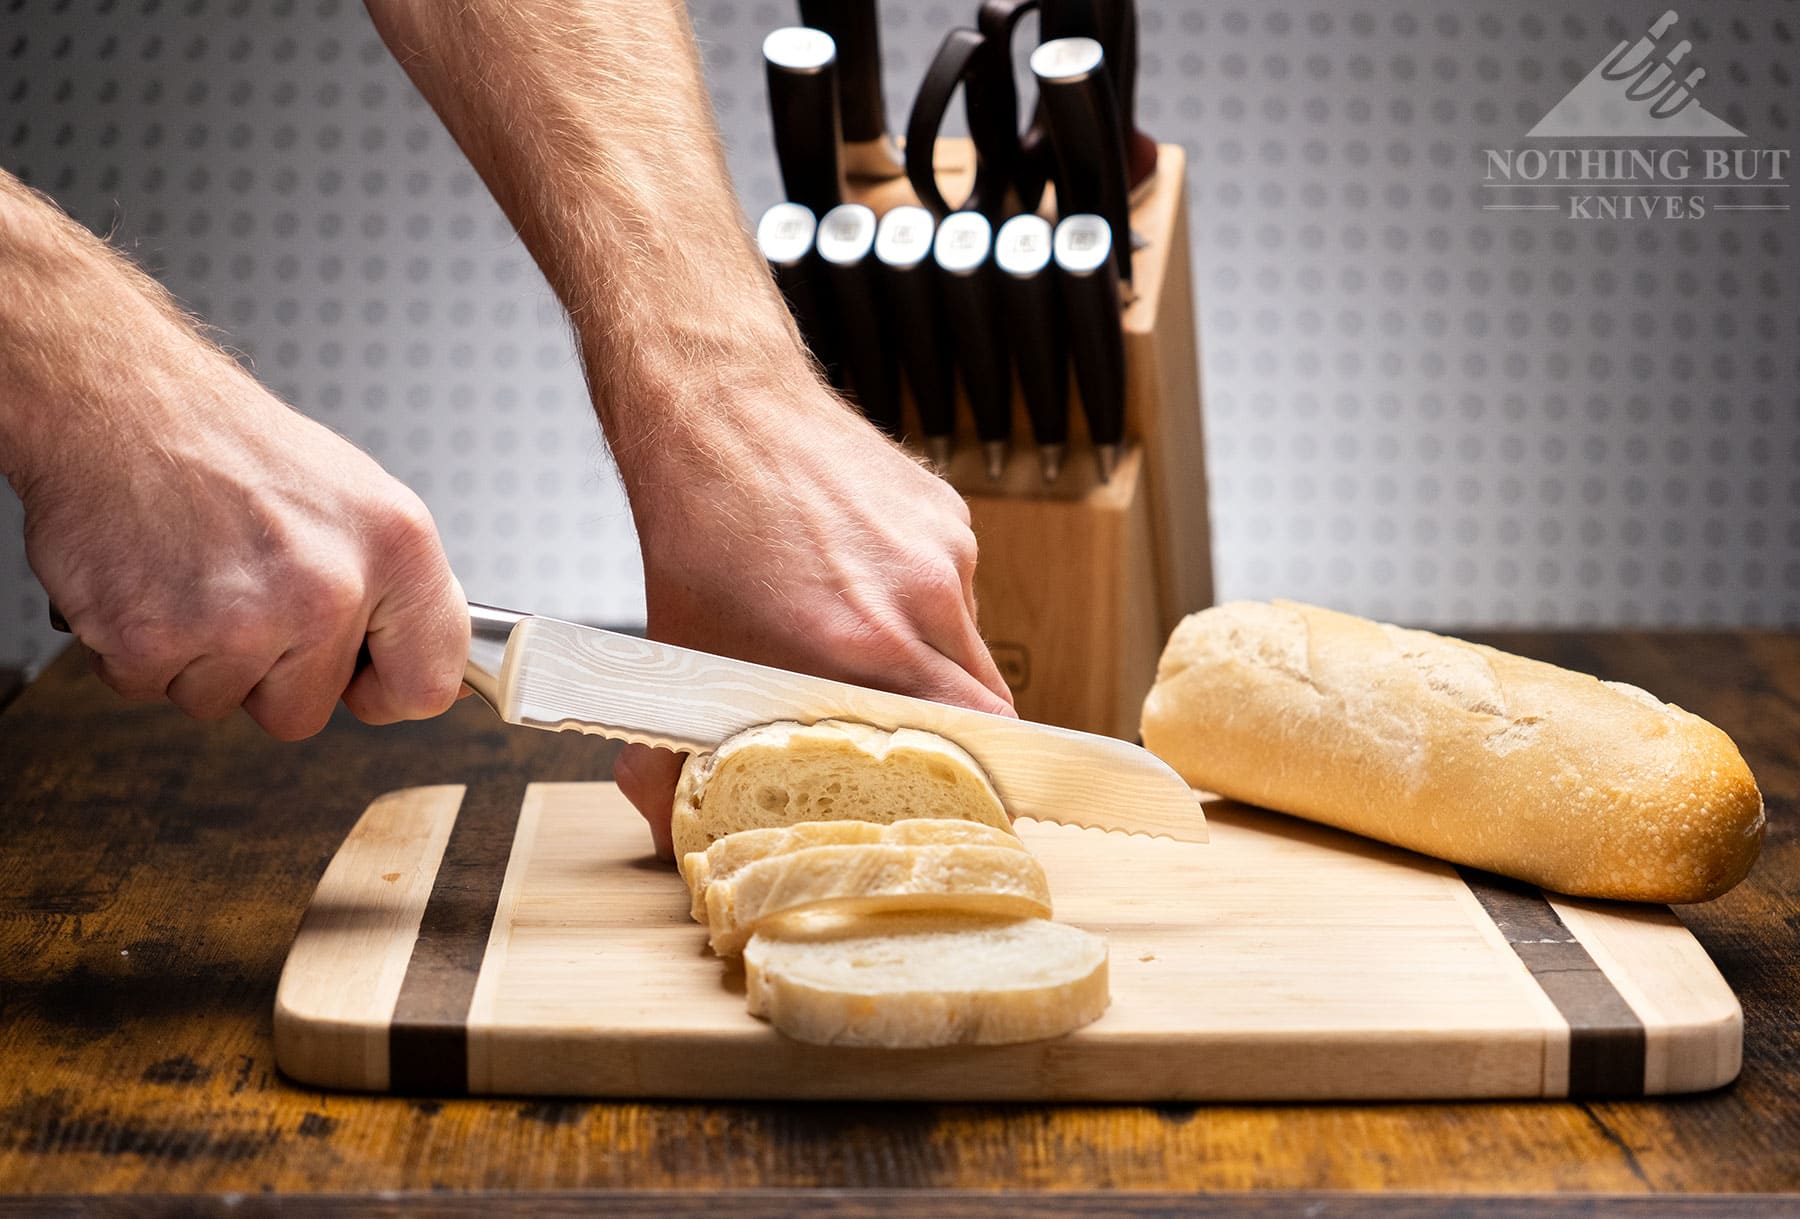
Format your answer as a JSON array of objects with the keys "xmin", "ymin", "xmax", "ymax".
[
  {"xmin": 612, "ymin": 368, "xmax": 854, "ymax": 549},
  {"xmin": 0, "ymin": 184, "xmax": 230, "ymax": 494}
]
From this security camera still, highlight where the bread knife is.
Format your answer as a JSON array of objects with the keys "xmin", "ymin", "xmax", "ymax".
[
  {"xmin": 465, "ymin": 604, "xmax": 1206, "ymax": 842},
  {"xmin": 46, "ymin": 599, "xmax": 1205, "ymax": 839}
]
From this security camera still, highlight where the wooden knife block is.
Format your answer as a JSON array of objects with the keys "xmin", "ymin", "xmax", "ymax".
[{"xmin": 844, "ymin": 141, "xmax": 1213, "ymax": 738}]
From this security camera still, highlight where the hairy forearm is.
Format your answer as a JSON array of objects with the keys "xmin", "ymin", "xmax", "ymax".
[
  {"xmin": 365, "ymin": 0, "xmax": 818, "ymax": 471},
  {"xmin": 0, "ymin": 170, "xmax": 234, "ymax": 495}
]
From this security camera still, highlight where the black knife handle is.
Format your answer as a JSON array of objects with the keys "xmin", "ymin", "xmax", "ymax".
[
  {"xmin": 1031, "ymin": 36, "xmax": 1133, "ymax": 285},
  {"xmin": 756, "ymin": 202, "xmax": 844, "ymax": 389},
  {"xmin": 798, "ymin": 0, "xmax": 885, "ymax": 146},
  {"xmin": 764, "ymin": 27, "xmax": 846, "ymax": 216},
  {"xmin": 976, "ymin": 0, "xmax": 1050, "ymax": 215},
  {"xmin": 816, "ymin": 203, "xmax": 902, "ymax": 438},
  {"xmin": 933, "ymin": 213, "xmax": 1011, "ymax": 468},
  {"xmin": 994, "ymin": 214, "xmax": 1068, "ymax": 455},
  {"xmin": 1054, "ymin": 214, "xmax": 1126, "ymax": 471},
  {"xmin": 874, "ymin": 206, "xmax": 957, "ymax": 451},
  {"xmin": 905, "ymin": 27, "xmax": 1018, "ymax": 221},
  {"xmin": 1041, "ymin": 0, "xmax": 1153, "ymax": 189}
]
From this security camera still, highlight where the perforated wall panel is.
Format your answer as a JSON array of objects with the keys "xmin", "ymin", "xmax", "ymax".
[{"xmin": 3, "ymin": 1, "xmax": 1796, "ymax": 676}]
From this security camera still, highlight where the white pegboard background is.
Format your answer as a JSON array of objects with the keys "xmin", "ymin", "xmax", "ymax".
[{"xmin": 2, "ymin": 0, "xmax": 1797, "ymax": 675}]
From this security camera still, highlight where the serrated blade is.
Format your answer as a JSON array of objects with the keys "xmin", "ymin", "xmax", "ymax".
[{"xmin": 484, "ymin": 615, "xmax": 1204, "ymax": 842}]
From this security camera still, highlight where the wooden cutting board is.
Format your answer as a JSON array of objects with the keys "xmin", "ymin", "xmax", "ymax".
[{"xmin": 273, "ymin": 782, "xmax": 1740, "ymax": 1101}]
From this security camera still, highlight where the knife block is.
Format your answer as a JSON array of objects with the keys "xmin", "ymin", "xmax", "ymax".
[{"xmin": 843, "ymin": 141, "xmax": 1212, "ymax": 738}]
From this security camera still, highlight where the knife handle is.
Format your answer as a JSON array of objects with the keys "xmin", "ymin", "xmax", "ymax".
[
  {"xmin": 874, "ymin": 205, "xmax": 957, "ymax": 466},
  {"xmin": 1053, "ymin": 214, "xmax": 1126, "ymax": 483},
  {"xmin": 816, "ymin": 204, "xmax": 903, "ymax": 438},
  {"xmin": 757, "ymin": 202, "xmax": 845, "ymax": 390},
  {"xmin": 1031, "ymin": 36, "xmax": 1133, "ymax": 286},
  {"xmin": 933, "ymin": 211, "xmax": 1012, "ymax": 481},
  {"xmin": 466, "ymin": 602, "xmax": 530, "ymax": 712},
  {"xmin": 798, "ymin": 0, "xmax": 885, "ymax": 146},
  {"xmin": 1040, "ymin": 0, "xmax": 1153, "ymax": 189},
  {"xmin": 764, "ymin": 27, "xmax": 846, "ymax": 216},
  {"xmin": 995, "ymin": 213, "xmax": 1069, "ymax": 482},
  {"xmin": 47, "ymin": 598, "xmax": 528, "ymax": 715}
]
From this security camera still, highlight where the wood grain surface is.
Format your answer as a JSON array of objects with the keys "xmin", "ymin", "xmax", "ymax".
[
  {"xmin": 3, "ymin": 1190, "xmax": 1799, "ymax": 1218},
  {"xmin": 1, "ymin": 632, "xmax": 1797, "ymax": 1204},
  {"xmin": 276, "ymin": 783, "xmax": 1732, "ymax": 1100}
]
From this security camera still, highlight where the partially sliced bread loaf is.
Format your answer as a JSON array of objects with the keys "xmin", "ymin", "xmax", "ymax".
[
  {"xmin": 672, "ymin": 720, "xmax": 1013, "ymax": 866},
  {"xmin": 744, "ymin": 912, "xmax": 1110, "ymax": 1047},
  {"xmin": 706, "ymin": 842, "xmax": 1052, "ymax": 957},
  {"xmin": 684, "ymin": 818, "xmax": 1029, "ymax": 923}
]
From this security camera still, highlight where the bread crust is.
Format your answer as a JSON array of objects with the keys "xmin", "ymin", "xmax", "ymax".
[
  {"xmin": 1140, "ymin": 600, "xmax": 1765, "ymax": 903},
  {"xmin": 672, "ymin": 720, "xmax": 1013, "ymax": 865}
]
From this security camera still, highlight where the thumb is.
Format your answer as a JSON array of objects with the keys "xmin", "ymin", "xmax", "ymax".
[{"xmin": 342, "ymin": 572, "xmax": 469, "ymax": 726}]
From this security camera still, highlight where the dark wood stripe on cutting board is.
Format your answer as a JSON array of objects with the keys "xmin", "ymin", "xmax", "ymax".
[
  {"xmin": 1458, "ymin": 867, "xmax": 1646, "ymax": 1098},
  {"xmin": 388, "ymin": 781, "xmax": 527, "ymax": 1094}
]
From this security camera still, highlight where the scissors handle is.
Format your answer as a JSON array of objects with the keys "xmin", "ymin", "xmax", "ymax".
[{"xmin": 904, "ymin": 27, "xmax": 1021, "ymax": 221}]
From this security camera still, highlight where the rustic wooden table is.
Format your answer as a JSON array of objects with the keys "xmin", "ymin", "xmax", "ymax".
[{"xmin": 2, "ymin": 634, "xmax": 1796, "ymax": 1217}]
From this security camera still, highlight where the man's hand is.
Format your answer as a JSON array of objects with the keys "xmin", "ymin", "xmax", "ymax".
[
  {"xmin": 612, "ymin": 384, "xmax": 1016, "ymax": 857},
  {"xmin": 1, "ymin": 171, "xmax": 468, "ymax": 739},
  {"xmin": 366, "ymin": 0, "xmax": 1016, "ymax": 854}
]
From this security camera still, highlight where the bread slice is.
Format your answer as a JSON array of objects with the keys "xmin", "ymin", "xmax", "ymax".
[
  {"xmin": 671, "ymin": 720, "xmax": 1013, "ymax": 866},
  {"xmin": 744, "ymin": 911, "xmax": 1110, "ymax": 1047},
  {"xmin": 683, "ymin": 818, "xmax": 1029, "ymax": 923},
  {"xmin": 705, "ymin": 842, "xmax": 1051, "ymax": 957}
]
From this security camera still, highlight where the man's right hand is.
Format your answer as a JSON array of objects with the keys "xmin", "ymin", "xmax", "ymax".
[
  {"xmin": 1, "ymin": 169, "xmax": 467, "ymax": 740},
  {"xmin": 15, "ymin": 353, "xmax": 470, "ymax": 739}
]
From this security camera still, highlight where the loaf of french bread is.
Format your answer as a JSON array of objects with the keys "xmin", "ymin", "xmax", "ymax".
[{"xmin": 1140, "ymin": 600, "xmax": 1764, "ymax": 903}]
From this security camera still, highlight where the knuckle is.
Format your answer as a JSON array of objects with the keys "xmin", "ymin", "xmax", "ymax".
[
  {"xmin": 382, "ymin": 657, "xmax": 464, "ymax": 721},
  {"xmin": 946, "ymin": 525, "xmax": 978, "ymax": 572},
  {"xmin": 373, "ymin": 491, "xmax": 443, "ymax": 570},
  {"xmin": 414, "ymin": 664, "xmax": 464, "ymax": 716},
  {"xmin": 187, "ymin": 698, "xmax": 241, "ymax": 724},
  {"xmin": 114, "ymin": 617, "xmax": 184, "ymax": 668},
  {"xmin": 253, "ymin": 699, "xmax": 335, "ymax": 742},
  {"xmin": 922, "ymin": 552, "xmax": 968, "ymax": 601},
  {"xmin": 207, "ymin": 602, "xmax": 273, "ymax": 658},
  {"xmin": 820, "ymin": 604, "xmax": 911, "ymax": 661},
  {"xmin": 292, "ymin": 563, "xmax": 368, "ymax": 638}
]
